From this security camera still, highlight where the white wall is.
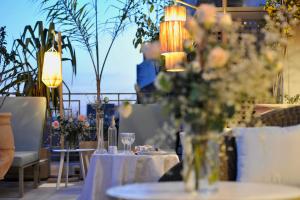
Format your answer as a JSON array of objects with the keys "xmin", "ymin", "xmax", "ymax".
[{"xmin": 284, "ymin": 26, "xmax": 300, "ymax": 98}]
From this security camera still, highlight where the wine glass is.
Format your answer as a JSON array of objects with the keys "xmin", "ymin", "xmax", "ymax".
[
  {"xmin": 127, "ymin": 133, "xmax": 135, "ymax": 154},
  {"xmin": 120, "ymin": 133, "xmax": 135, "ymax": 154},
  {"xmin": 120, "ymin": 133, "xmax": 128, "ymax": 154}
]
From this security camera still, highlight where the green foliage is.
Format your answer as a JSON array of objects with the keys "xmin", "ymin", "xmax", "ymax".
[
  {"xmin": 0, "ymin": 21, "xmax": 76, "ymax": 111},
  {"xmin": 37, "ymin": 0, "xmax": 141, "ymax": 96},
  {"xmin": 285, "ymin": 94, "xmax": 300, "ymax": 104},
  {"xmin": 133, "ymin": 0, "xmax": 172, "ymax": 48},
  {"xmin": 265, "ymin": 0, "xmax": 300, "ymax": 37},
  {"xmin": 53, "ymin": 115, "xmax": 93, "ymax": 147},
  {"xmin": 0, "ymin": 27, "xmax": 17, "ymax": 69}
]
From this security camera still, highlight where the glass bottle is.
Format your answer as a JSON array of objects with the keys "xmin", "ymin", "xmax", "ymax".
[{"xmin": 108, "ymin": 116, "xmax": 118, "ymax": 154}]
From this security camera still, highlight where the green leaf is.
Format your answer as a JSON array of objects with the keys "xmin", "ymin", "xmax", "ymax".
[{"xmin": 150, "ymin": 4, "xmax": 154, "ymax": 12}]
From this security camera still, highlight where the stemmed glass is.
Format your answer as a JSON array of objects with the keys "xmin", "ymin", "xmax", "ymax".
[
  {"xmin": 120, "ymin": 133, "xmax": 135, "ymax": 154},
  {"xmin": 128, "ymin": 133, "xmax": 135, "ymax": 153}
]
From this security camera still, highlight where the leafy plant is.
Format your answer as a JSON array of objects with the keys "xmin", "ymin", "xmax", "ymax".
[
  {"xmin": 265, "ymin": 0, "xmax": 299, "ymax": 103},
  {"xmin": 0, "ymin": 26, "xmax": 18, "ymax": 109},
  {"xmin": 285, "ymin": 94, "xmax": 300, "ymax": 104},
  {"xmin": 37, "ymin": 0, "xmax": 140, "ymax": 102},
  {"xmin": 133, "ymin": 0, "xmax": 172, "ymax": 48},
  {"xmin": 0, "ymin": 21, "xmax": 76, "ymax": 110}
]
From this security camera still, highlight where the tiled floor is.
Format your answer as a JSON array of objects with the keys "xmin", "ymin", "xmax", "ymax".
[{"xmin": 0, "ymin": 181, "xmax": 82, "ymax": 200}]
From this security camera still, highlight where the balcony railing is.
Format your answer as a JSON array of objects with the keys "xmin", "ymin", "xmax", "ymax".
[{"xmin": 1, "ymin": 92, "xmax": 137, "ymax": 115}]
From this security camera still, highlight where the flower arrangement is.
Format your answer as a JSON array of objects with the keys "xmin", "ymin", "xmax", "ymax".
[
  {"xmin": 156, "ymin": 4, "xmax": 282, "ymax": 135},
  {"xmin": 155, "ymin": 4, "xmax": 283, "ymax": 191},
  {"xmin": 265, "ymin": 0, "xmax": 299, "ymax": 37},
  {"xmin": 52, "ymin": 115, "xmax": 92, "ymax": 148}
]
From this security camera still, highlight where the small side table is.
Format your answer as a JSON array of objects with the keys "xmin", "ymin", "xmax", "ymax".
[{"xmin": 52, "ymin": 148, "xmax": 95, "ymax": 190}]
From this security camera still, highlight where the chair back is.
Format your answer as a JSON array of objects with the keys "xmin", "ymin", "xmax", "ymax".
[
  {"xmin": 0, "ymin": 97, "xmax": 46, "ymax": 153},
  {"xmin": 259, "ymin": 106, "xmax": 300, "ymax": 127}
]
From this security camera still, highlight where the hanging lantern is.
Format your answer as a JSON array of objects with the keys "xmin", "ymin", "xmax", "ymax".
[
  {"xmin": 160, "ymin": 21, "xmax": 188, "ymax": 53},
  {"xmin": 42, "ymin": 47, "xmax": 62, "ymax": 88},
  {"xmin": 164, "ymin": 5, "xmax": 186, "ymax": 21},
  {"xmin": 164, "ymin": 52, "xmax": 186, "ymax": 72},
  {"xmin": 160, "ymin": 5, "xmax": 188, "ymax": 72}
]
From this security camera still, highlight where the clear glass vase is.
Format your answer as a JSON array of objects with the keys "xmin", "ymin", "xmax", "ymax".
[
  {"xmin": 95, "ymin": 110, "xmax": 107, "ymax": 154},
  {"xmin": 182, "ymin": 133, "xmax": 220, "ymax": 194}
]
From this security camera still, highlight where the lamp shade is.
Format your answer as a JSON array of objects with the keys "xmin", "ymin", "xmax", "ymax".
[
  {"xmin": 164, "ymin": 5, "xmax": 186, "ymax": 22},
  {"xmin": 159, "ymin": 5, "xmax": 188, "ymax": 71},
  {"xmin": 160, "ymin": 21, "xmax": 188, "ymax": 54},
  {"xmin": 42, "ymin": 49, "xmax": 62, "ymax": 88},
  {"xmin": 164, "ymin": 52, "xmax": 186, "ymax": 72}
]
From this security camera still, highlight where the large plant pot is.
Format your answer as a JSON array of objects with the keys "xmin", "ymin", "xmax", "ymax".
[{"xmin": 0, "ymin": 113, "xmax": 15, "ymax": 180}]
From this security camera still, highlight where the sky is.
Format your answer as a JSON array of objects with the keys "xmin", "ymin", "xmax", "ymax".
[{"xmin": 0, "ymin": 0, "xmax": 142, "ymax": 94}]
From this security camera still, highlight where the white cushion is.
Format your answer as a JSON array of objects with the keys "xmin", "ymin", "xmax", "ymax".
[{"xmin": 234, "ymin": 125, "xmax": 300, "ymax": 186}]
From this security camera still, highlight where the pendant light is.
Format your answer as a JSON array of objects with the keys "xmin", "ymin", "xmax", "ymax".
[{"xmin": 160, "ymin": 5, "xmax": 188, "ymax": 72}]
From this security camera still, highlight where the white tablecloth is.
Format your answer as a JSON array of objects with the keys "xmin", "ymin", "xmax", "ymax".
[
  {"xmin": 107, "ymin": 181, "xmax": 300, "ymax": 200},
  {"xmin": 78, "ymin": 153, "xmax": 179, "ymax": 200}
]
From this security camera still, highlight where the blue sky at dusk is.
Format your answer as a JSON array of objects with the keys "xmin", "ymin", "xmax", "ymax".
[{"xmin": 0, "ymin": 0, "xmax": 142, "ymax": 94}]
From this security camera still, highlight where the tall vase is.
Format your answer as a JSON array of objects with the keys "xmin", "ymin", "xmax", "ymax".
[
  {"xmin": 0, "ymin": 113, "xmax": 15, "ymax": 180},
  {"xmin": 60, "ymin": 134, "xmax": 65, "ymax": 149},
  {"xmin": 95, "ymin": 108, "xmax": 107, "ymax": 154},
  {"xmin": 182, "ymin": 133, "xmax": 220, "ymax": 193}
]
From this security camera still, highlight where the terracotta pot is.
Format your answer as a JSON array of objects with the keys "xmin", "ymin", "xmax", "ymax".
[{"xmin": 0, "ymin": 113, "xmax": 15, "ymax": 180}]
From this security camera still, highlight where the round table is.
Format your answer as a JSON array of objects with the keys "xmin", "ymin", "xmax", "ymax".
[
  {"xmin": 52, "ymin": 148, "xmax": 95, "ymax": 190},
  {"xmin": 106, "ymin": 181, "xmax": 300, "ymax": 200},
  {"xmin": 78, "ymin": 153, "xmax": 179, "ymax": 200}
]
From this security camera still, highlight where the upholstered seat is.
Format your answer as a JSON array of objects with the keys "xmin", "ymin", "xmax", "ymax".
[
  {"xmin": 0, "ymin": 97, "xmax": 46, "ymax": 197},
  {"xmin": 12, "ymin": 151, "xmax": 39, "ymax": 167},
  {"xmin": 159, "ymin": 105, "xmax": 300, "ymax": 182}
]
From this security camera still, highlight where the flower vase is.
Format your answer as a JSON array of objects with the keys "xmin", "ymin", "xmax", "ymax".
[
  {"xmin": 66, "ymin": 141, "xmax": 77, "ymax": 150},
  {"xmin": 65, "ymin": 133, "xmax": 78, "ymax": 149},
  {"xmin": 95, "ymin": 110, "xmax": 107, "ymax": 154},
  {"xmin": 183, "ymin": 133, "xmax": 220, "ymax": 193},
  {"xmin": 60, "ymin": 134, "xmax": 65, "ymax": 149}
]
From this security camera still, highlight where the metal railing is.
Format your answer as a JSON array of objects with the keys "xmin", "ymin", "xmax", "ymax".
[
  {"xmin": 1, "ymin": 92, "xmax": 137, "ymax": 115},
  {"xmin": 61, "ymin": 92, "xmax": 137, "ymax": 115}
]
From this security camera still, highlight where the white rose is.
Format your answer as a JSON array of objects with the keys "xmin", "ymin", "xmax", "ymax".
[
  {"xmin": 265, "ymin": 50, "xmax": 276, "ymax": 63},
  {"xmin": 207, "ymin": 47, "xmax": 230, "ymax": 68},
  {"xmin": 196, "ymin": 4, "xmax": 217, "ymax": 29}
]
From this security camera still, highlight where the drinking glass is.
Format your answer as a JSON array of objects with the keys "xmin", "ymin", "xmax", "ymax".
[
  {"xmin": 120, "ymin": 133, "xmax": 128, "ymax": 154},
  {"xmin": 120, "ymin": 133, "xmax": 135, "ymax": 154},
  {"xmin": 127, "ymin": 133, "xmax": 135, "ymax": 153}
]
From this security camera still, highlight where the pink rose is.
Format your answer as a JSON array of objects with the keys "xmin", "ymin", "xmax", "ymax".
[
  {"xmin": 78, "ymin": 115, "xmax": 86, "ymax": 122},
  {"xmin": 208, "ymin": 47, "xmax": 230, "ymax": 68},
  {"xmin": 52, "ymin": 121, "xmax": 59, "ymax": 129},
  {"xmin": 196, "ymin": 4, "xmax": 217, "ymax": 29},
  {"xmin": 84, "ymin": 122, "xmax": 90, "ymax": 128}
]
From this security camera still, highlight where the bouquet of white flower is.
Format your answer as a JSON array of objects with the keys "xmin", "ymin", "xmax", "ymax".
[
  {"xmin": 155, "ymin": 4, "xmax": 284, "ymax": 192},
  {"xmin": 156, "ymin": 4, "xmax": 283, "ymax": 135}
]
